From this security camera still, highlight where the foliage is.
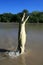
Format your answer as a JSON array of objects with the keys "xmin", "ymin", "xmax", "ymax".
[{"xmin": 0, "ymin": 10, "xmax": 43, "ymax": 23}]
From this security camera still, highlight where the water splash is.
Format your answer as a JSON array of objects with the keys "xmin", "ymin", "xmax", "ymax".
[{"xmin": 8, "ymin": 51, "xmax": 20, "ymax": 58}]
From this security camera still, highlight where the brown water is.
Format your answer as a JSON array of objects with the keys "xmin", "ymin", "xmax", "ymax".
[{"xmin": 0, "ymin": 23, "xmax": 43, "ymax": 65}]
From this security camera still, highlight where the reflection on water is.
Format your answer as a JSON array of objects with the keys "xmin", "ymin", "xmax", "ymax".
[{"xmin": 0, "ymin": 23, "xmax": 43, "ymax": 65}]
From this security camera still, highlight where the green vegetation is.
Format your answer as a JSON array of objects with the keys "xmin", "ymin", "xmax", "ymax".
[{"xmin": 0, "ymin": 10, "xmax": 43, "ymax": 23}]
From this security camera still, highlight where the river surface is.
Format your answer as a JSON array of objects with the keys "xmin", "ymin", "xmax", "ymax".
[{"xmin": 0, "ymin": 23, "xmax": 43, "ymax": 65}]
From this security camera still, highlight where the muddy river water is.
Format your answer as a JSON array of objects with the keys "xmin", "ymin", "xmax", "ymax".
[{"xmin": 0, "ymin": 23, "xmax": 43, "ymax": 65}]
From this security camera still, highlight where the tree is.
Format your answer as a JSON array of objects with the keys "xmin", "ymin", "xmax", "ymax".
[
  {"xmin": 10, "ymin": 14, "xmax": 21, "ymax": 23},
  {"xmin": 0, "ymin": 10, "xmax": 43, "ymax": 23}
]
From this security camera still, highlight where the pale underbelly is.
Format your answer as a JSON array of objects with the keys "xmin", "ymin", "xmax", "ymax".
[{"xmin": 20, "ymin": 32, "xmax": 26, "ymax": 45}]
